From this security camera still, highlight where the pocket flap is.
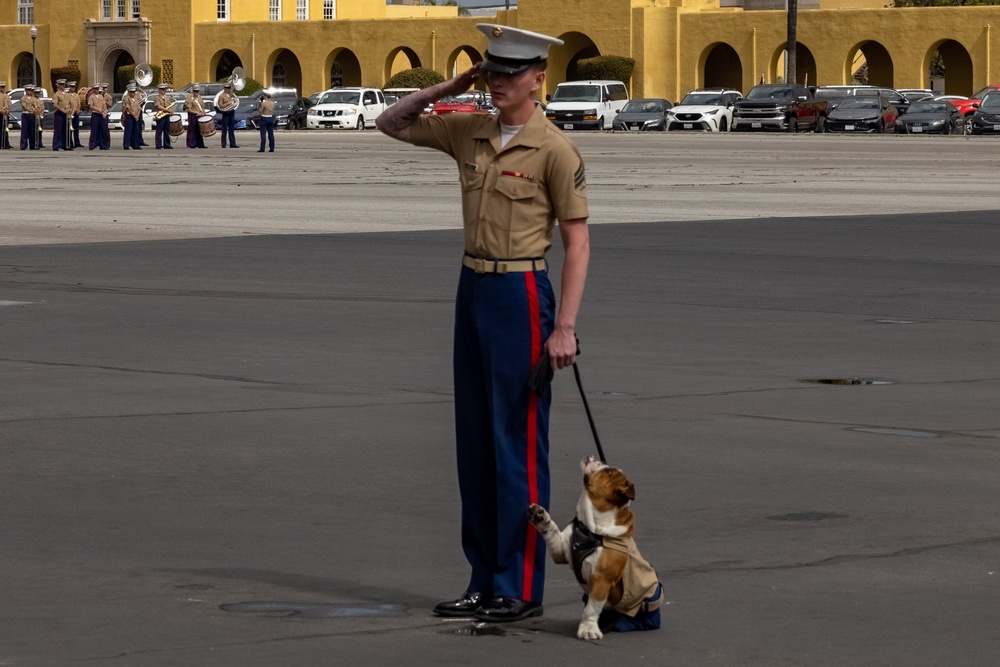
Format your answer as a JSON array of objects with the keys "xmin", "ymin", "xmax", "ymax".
[{"xmin": 495, "ymin": 176, "xmax": 538, "ymax": 200}]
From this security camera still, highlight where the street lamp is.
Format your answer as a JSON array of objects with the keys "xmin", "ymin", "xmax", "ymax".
[{"xmin": 30, "ymin": 25, "xmax": 38, "ymax": 87}]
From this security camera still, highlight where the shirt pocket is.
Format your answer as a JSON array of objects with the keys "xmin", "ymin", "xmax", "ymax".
[{"xmin": 491, "ymin": 176, "xmax": 539, "ymax": 230}]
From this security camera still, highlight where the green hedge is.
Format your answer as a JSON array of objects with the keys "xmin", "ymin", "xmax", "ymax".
[
  {"xmin": 575, "ymin": 56, "xmax": 635, "ymax": 88},
  {"xmin": 117, "ymin": 64, "xmax": 161, "ymax": 91},
  {"xmin": 50, "ymin": 67, "xmax": 82, "ymax": 90},
  {"xmin": 385, "ymin": 67, "xmax": 445, "ymax": 90}
]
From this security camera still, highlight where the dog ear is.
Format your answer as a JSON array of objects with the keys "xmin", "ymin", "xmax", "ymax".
[{"xmin": 614, "ymin": 481, "xmax": 636, "ymax": 504}]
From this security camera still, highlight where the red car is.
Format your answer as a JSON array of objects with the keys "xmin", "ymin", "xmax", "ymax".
[
  {"xmin": 430, "ymin": 90, "xmax": 493, "ymax": 116},
  {"xmin": 950, "ymin": 84, "xmax": 1000, "ymax": 117}
]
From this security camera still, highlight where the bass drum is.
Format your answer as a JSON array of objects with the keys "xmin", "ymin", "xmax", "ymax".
[
  {"xmin": 198, "ymin": 114, "xmax": 217, "ymax": 138},
  {"xmin": 168, "ymin": 114, "xmax": 184, "ymax": 137}
]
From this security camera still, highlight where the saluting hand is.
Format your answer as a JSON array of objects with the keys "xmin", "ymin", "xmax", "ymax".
[{"xmin": 437, "ymin": 64, "xmax": 481, "ymax": 99}]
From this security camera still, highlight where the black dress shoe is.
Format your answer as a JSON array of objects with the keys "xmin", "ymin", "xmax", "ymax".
[
  {"xmin": 474, "ymin": 597, "xmax": 543, "ymax": 623},
  {"xmin": 433, "ymin": 591, "xmax": 484, "ymax": 617}
]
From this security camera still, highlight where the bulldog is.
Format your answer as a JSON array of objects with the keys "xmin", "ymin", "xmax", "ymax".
[{"xmin": 528, "ymin": 455, "xmax": 662, "ymax": 640}]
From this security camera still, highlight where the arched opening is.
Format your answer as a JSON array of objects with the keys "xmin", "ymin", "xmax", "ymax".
[
  {"xmin": 212, "ymin": 49, "xmax": 243, "ymax": 82},
  {"xmin": 384, "ymin": 47, "xmax": 421, "ymax": 83},
  {"xmin": 846, "ymin": 41, "xmax": 893, "ymax": 87},
  {"xmin": 325, "ymin": 48, "xmax": 361, "ymax": 89},
  {"xmin": 550, "ymin": 32, "xmax": 600, "ymax": 90},
  {"xmin": 770, "ymin": 42, "xmax": 816, "ymax": 86},
  {"xmin": 13, "ymin": 52, "xmax": 40, "ymax": 89},
  {"xmin": 447, "ymin": 45, "xmax": 486, "ymax": 90},
  {"xmin": 925, "ymin": 39, "xmax": 973, "ymax": 95},
  {"xmin": 268, "ymin": 48, "xmax": 302, "ymax": 93},
  {"xmin": 699, "ymin": 43, "xmax": 742, "ymax": 91},
  {"xmin": 108, "ymin": 49, "xmax": 136, "ymax": 94}
]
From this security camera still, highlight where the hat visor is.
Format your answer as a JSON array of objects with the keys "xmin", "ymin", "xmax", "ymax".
[{"xmin": 480, "ymin": 59, "xmax": 531, "ymax": 75}]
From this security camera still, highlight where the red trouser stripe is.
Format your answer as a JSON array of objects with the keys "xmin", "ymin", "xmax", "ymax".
[{"xmin": 522, "ymin": 271, "xmax": 541, "ymax": 601}]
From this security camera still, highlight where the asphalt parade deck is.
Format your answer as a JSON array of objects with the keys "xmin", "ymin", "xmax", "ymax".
[{"xmin": 1, "ymin": 132, "xmax": 999, "ymax": 665}]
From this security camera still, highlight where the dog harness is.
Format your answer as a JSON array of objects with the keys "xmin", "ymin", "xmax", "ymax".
[{"xmin": 570, "ymin": 519, "xmax": 663, "ymax": 617}]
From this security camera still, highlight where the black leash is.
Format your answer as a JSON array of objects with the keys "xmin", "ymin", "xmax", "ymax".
[{"xmin": 529, "ymin": 336, "xmax": 607, "ymax": 463}]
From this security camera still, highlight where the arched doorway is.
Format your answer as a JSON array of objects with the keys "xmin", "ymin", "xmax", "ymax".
[
  {"xmin": 326, "ymin": 48, "xmax": 361, "ymax": 88},
  {"xmin": 212, "ymin": 49, "xmax": 243, "ymax": 82},
  {"xmin": 770, "ymin": 42, "xmax": 816, "ymax": 86},
  {"xmin": 13, "ymin": 52, "xmax": 40, "ymax": 89},
  {"xmin": 700, "ymin": 43, "xmax": 742, "ymax": 91},
  {"xmin": 847, "ymin": 41, "xmax": 893, "ymax": 87},
  {"xmin": 268, "ymin": 49, "xmax": 302, "ymax": 93},
  {"xmin": 384, "ymin": 47, "xmax": 421, "ymax": 83},
  {"xmin": 551, "ymin": 32, "xmax": 600, "ymax": 89},
  {"xmin": 108, "ymin": 49, "xmax": 136, "ymax": 93},
  {"xmin": 926, "ymin": 39, "xmax": 972, "ymax": 95},
  {"xmin": 448, "ymin": 46, "xmax": 485, "ymax": 90}
]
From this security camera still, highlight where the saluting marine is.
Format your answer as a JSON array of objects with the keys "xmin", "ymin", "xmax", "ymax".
[
  {"xmin": 183, "ymin": 85, "xmax": 206, "ymax": 149},
  {"xmin": 0, "ymin": 82, "xmax": 11, "ymax": 149},
  {"xmin": 88, "ymin": 84, "xmax": 111, "ymax": 150},
  {"xmin": 154, "ymin": 83, "xmax": 175, "ymax": 149},
  {"xmin": 122, "ymin": 84, "xmax": 143, "ymax": 150}
]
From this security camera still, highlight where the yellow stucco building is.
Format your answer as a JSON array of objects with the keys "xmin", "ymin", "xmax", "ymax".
[{"xmin": 1, "ymin": 0, "xmax": 998, "ymax": 100}]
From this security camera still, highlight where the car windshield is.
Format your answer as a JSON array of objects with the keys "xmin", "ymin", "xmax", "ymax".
[
  {"xmin": 679, "ymin": 93, "xmax": 722, "ymax": 105},
  {"xmin": 438, "ymin": 93, "xmax": 478, "ymax": 104},
  {"xmin": 837, "ymin": 98, "xmax": 879, "ymax": 110},
  {"xmin": 319, "ymin": 91, "xmax": 360, "ymax": 105},
  {"xmin": 111, "ymin": 102, "xmax": 122, "ymax": 112},
  {"xmin": 972, "ymin": 86, "xmax": 1000, "ymax": 100},
  {"xmin": 550, "ymin": 85, "xmax": 601, "ymax": 102},
  {"xmin": 237, "ymin": 98, "xmax": 257, "ymax": 111},
  {"xmin": 980, "ymin": 94, "xmax": 1000, "ymax": 109},
  {"xmin": 815, "ymin": 90, "xmax": 847, "ymax": 100},
  {"xmin": 908, "ymin": 102, "xmax": 949, "ymax": 114},
  {"xmin": 622, "ymin": 100, "xmax": 664, "ymax": 113},
  {"xmin": 273, "ymin": 99, "xmax": 297, "ymax": 111},
  {"xmin": 746, "ymin": 86, "xmax": 797, "ymax": 101}
]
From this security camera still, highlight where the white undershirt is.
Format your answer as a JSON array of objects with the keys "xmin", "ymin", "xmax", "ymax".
[{"xmin": 500, "ymin": 122, "xmax": 524, "ymax": 149}]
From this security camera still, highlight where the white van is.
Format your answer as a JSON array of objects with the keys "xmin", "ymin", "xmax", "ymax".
[{"xmin": 544, "ymin": 80, "xmax": 629, "ymax": 130}]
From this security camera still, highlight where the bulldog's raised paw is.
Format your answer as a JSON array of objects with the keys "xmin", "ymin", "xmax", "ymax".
[{"xmin": 527, "ymin": 503, "xmax": 549, "ymax": 525}]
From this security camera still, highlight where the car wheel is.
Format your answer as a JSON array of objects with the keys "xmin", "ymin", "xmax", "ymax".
[
  {"xmin": 814, "ymin": 116, "xmax": 825, "ymax": 133},
  {"xmin": 357, "ymin": 117, "xmax": 365, "ymax": 131},
  {"xmin": 287, "ymin": 119, "xmax": 298, "ymax": 131},
  {"xmin": 877, "ymin": 120, "xmax": 885, "ymax": 134},
  {"xmin": 942, "ymin": 122, "xmax": 951, "ymax": 135},
  {"xmin": 786, "ymin": 118, "xmax": 798, "ymax": 133},
  {"xmin": 718, "ymin": 117, "xmax": 728, "ymax": 132}
]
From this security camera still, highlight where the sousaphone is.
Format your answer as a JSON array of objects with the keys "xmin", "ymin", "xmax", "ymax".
[{"xmin": 134, "ymin": 63, "xmax": 153, "ymax": 105}]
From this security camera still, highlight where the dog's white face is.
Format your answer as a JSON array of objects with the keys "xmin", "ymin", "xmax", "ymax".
[{"xmin": 576, "ymin": 455, "xmax": 635, "ymax": 538}]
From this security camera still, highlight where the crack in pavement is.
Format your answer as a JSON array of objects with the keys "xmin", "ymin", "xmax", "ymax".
[{"xmin": 663, "ymin": 535, "xmax": 1000, "ymax": 578}]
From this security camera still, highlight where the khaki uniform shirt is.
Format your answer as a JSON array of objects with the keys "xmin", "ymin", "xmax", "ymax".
[
  {"xmin": 102, "ymin": 91, "xmax": 112, "ymax": 108},
  {"xmin": 260, "ymin": 99, "xmax": 275, "ymax": 116},
  {"xmin": 0, "ymin": 91, "xmax": 10, "ymax": 115},
  {"xmin": 123, "ymin": 93, "xmax": 142, "ymax": 119},
  {"xmin": 155, "ymin": 92, "xmax": 173, "ymax": 113},
  {"xmin": 33, "ymin": 95, "xmax": 44, "ymax": 119},
  {"xmin": 602, "ymin": 534, "xmax": 661, "ymax": 618},
  {"xmin": 53, "ymin": 89, "xmax": 72, "ymax": 114},
  {"xmin": 184, "ymin": 94, "xmax": 205, "ymax": 116},
  {"xmin": 89, "ymin": 92, "xmax": 109, "ymax": 115},
  {"xmin": 410, "ymin": 105, "xmax": 589, "ymax": 259},
  {"xmin": 218, "ymin": 90, "xmax": 237, "ymax": 111}
]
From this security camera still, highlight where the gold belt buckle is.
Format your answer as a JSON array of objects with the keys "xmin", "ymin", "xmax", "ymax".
[{"xmin": 472, "ymin": 258, "xmax": 488, "ymax": 273}]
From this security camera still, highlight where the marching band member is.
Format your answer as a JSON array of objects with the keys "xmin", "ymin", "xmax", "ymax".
[
  {"xmin": 218, "ymin": 82, "xmax": 239, "ymax": 148},
  {"xmin": 68, "ymin": 81, "xmax": 83, "ymax": 148},
  {"xmin": 20, "ymin": 86, "xmax": 37, "ymax": 150},
  {"xmin": 184, "ymin": 85, "xmax": 207, "ymax": 149},
  {"xmin": 52, "ymin": 78, "xmax": 70, "ymax": 150},
  {"xmin": 258, "ymin": 90, "xmax": 275, "ymax": 153},
  {"xmin": 88, "ymin": 84, "xmax": 110, "ymax": 150},
  {"xmin": 0, "ymin": 82, "xmax": 11, "ymax": 149},
  {"xmin": 154, "ymin": 83, "xmax": 174, "ymax": 149},
  {"xmin": 76, "ymin": 82, "xmax": 89, "ymax": 147},
  {"xmin": 101, "ymin": 84, "xmax": 112, "ymax": 148},
  {"xmin": 34, "ymin": 86, "xmax": 45, "ymax": 149},
  {"xmin": 122, "ymin": 84, "xmax": 143, "ymax": 150}
]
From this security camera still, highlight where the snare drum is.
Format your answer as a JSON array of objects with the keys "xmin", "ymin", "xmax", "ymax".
[
  {"xmin": 168, "ymin": 114, "xmax": 184, "ymax": 137},
  {"xmin": 198, "ymin": 115, "xmax": 216, "ymax": 138}
]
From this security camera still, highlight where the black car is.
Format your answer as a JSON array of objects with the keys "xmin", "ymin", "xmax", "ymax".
[
  {"xmin": 612, "ymin": 98, "xmax": 672, "ymax": 131},
  {"xmin": 896, "ymin": 99, "xmax": 966, "ymax": 135},
  {"xmin": 968, "ymin": 93, "xmax": 1000, "ymax": 135},
  {"xmin": 825, "ymin": 96, "xmax": 897, "ymax": 133},
  {"xmin": 6, "ymin": 99, "xmax": 55, "ymax": 130},
  {"xmin": 247, "ymin": 96, "xmax": 314, "ymax": 130}
]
